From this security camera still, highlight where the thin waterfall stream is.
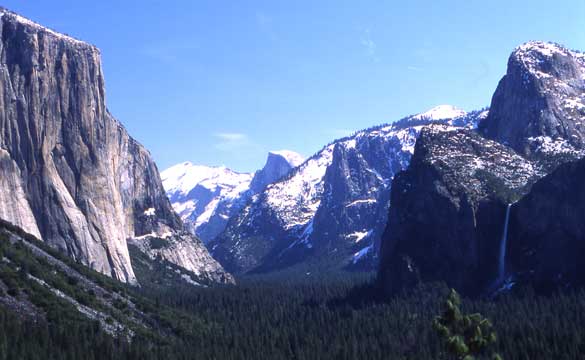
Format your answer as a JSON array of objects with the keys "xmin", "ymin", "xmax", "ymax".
[{"xmin": 498, "ymin": 203, "xmax": 513, "ymax": 281}]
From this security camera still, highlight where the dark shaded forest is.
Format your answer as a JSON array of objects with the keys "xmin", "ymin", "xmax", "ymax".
[
  {"xmin": 2, "ymin": 269, "xmax": 585, "ymax": 359},
  {"xmin": 1, "ymin": 221, "xmax": 585, "ymax": 359}
]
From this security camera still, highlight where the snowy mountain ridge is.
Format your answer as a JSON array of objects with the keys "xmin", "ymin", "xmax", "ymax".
[
  {"xmin": 212, "ymin": 106, "xmax": 486, "ymax": 273},
  {"xmin": 162, "ymin": 163, "xmax": 253, "ymax": 221},
  {"xmin": 162, "ymin": 150, "xmax": 303, "ymax": 243},
  {"xmin": 411, "ymin": 105, "xmax": 467, "ymax": 121}
]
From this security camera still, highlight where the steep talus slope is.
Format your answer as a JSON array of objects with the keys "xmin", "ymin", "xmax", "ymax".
[
  {"xmin": 378, "ymin": 126, "xmax": 541, "ymax": 295},
  {"xmin": 162, "ymin": 150, "xmax": 303, "ymax": 243},
  {"xmin": 379, "ymin": 41, "xmax": 585, "ymax": 296},
  {"xmin": 0, "ymin": 220, "xmax": 148, "ymax": 337},
  {"xmin": 213, "ymin": 107, "xmax": 485, "ymax": 274},
  {"xmin": 0, "ymin": 219, "xmax": 232, "ymax": 346},
  {"xmin": 0, "ymin": 9, "xmax": 231, "ymax": 284}
]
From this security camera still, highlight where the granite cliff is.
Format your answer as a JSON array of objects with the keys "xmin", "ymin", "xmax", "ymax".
[
  {"xmin": 379, "ymin": 42, "xmax": 585, "ymax": 295},
  {"xmin": 0, "ymin": 9, "xmax": 231, "ymax": 284}
]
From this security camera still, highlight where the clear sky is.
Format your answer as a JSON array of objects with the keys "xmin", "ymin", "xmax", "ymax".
[{"xmin": 3, "ymin": 1, "xmax": 584, "ymax": 172}]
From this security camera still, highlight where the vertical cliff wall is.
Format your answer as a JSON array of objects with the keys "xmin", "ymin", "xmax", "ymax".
[
  {"xmin": 0, "ymin": 9, "xmax": 231, "ymax": 284},
  {"xmin": 379, "ymin": 42, "xmax": 585, "ymax": 296}
]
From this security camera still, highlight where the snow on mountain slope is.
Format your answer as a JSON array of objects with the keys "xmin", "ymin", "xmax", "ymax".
[
  {"xmin": 161, "ymin": 164, "xmax": 253, "ymax": 242},
  {"xmin": 162, "ymin": 151, "xmax": 303, "ymax": 243},
  {"xmin": 262, "ymin": 146, "xmax": 334, "ymax": 230},
  {"xmin": 162, "ymin": 163, "xmax": 253, "ymax": 220},
  {"xmin": 162, "ymin": 162, "xmax": 254, "ymax": 200},
  {"xmin": 249, "ymin": 151, "xmax": 305, "ymax": 194},
  {"xmin": 212, "ymin": 107, "xmax": 487, "ymax": 274},
  {"xmin": 264, "ymin": 106, "xmax": 478, "ymax": 232},
  {"xmin": 412, "ymin": 105, "xmax": 467, "ymax": 121}
]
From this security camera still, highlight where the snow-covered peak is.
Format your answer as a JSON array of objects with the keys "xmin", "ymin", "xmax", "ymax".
[
  {"xmin": 269, "ymin": 150, "xmax": 304, "ymax": 167},
  {"xmin": 0, "ymin": 8, "xmax": 91, "ymax": 47},
  {"xmin": 263, "ymin": 145, "xmax": 335, "ymax": 230},
  {"xmin": 162, "ymin": 152, "xmax": 302, "ymax": 243},
  {"xmin": 411, "ymin": 105, "xmax": 467, "ymax": 121},
  {"xmin": 161, "ymin": 162, "xmax": 252, "ymax": 197},
  {"xmin": 248, "ymin": 150, "xmax": 305, "ymax": 194},
  {"xmin": 514, "ymin": 41, "xmax": 582, "ymax": 59},
  {"xmin": 214, "ymin": 107, "xmax": 484, "ymax": 273},
  {"xmin": 511, "ymin": 41, "xmax": 585, "ymax": 79},
  {"xmin": 161, "ymin": 162, "xmax": 255, "ymax": 242}
]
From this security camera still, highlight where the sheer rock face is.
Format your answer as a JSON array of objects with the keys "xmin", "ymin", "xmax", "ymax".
[
  {"xmin": 378, "ymin": 126, "xmax": 541, "ymax": 295},
  {"xmin": 508, "ymin": 157, "xmax": 585, "ymax": 292},
  {"xmin": 479, "ymin": 41, "xmax": 585, "ymax": 164},
  {"xmin": 0, "ymin": 10, "xmax": 232, "ymax": 284},
  {"xmin": 249, "ymin": 151, "xmax": 304, "ymax": 194},
  {"xmin": 379, "ymin": 42, "xmax": 585, "ymax": 296}
]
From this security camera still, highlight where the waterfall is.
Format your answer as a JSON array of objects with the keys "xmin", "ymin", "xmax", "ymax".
[{"xmin": 498, "ymin": 203, "xmax": 512, "ymax": 281}]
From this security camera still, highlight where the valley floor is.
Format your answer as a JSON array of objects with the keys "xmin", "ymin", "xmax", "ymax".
[{"xmin": 2, "ymin": 265, "xmax": 585, "ymax": 359}]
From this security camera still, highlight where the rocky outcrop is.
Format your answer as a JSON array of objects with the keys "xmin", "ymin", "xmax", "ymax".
[
  {"xmin": 128, "ymin": 230, "xmax": 233, "ymax": 284},
  {"xmin": 378, "ymin": 126, "xmax": 541, "ymax": 295},
  {"xmin": 507, "ymin": 157, "xmax": 585, "ymax": 292},
  {"xmin": 249, "ymin": 150, "xmax": 304, "ymax": 193},
  {"xmin": 212, "ymin": 108, "xmax": 484, "ymax": 274},
  {"xmin": 479, "ymin": 42, "xmax": 585, "ymax": 166},
  {"xmin": 0, "ymin": 9, "xmax": 231, "ymax": 284}
]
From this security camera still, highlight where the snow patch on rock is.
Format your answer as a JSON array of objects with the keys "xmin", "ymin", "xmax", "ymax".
[{"xmin": 352, "ymin": 244, "xmax": 374, "ymax": 264}]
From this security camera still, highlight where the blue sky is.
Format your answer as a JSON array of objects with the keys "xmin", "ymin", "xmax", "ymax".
[{"xmin": 4, "ymin": 1, "xmax": 584, "ymax": 172}]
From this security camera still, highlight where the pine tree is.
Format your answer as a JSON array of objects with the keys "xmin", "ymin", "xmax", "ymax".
[{"xmin": 433, "ymin": 289, "xmax": 502, "ymax": 360}]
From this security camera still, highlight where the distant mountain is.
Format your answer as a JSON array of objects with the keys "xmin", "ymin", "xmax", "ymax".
[
  {"xmin": 0, "ymin": 9, "xmax": 232, "ymax": 285},
  {"xmin": 379, "ymin": 41, "xmax": 585, "ymax": 296},
  {"xmin": 162, "ymin": 150, "xmax": 303, "ymax": 243},
  {"xmin": 162, "ymin": 163, "xmax": 254, "ymax": 241},
  {"xmin": 212, "ymin": 106, "xmax": 486, "ymax": 274},
  {"xmin": 411, "ymin": 104, "xmax": 467, "ymax": 121},
  {"xmin": 249, "ymin": 151, "xmax": 305, "ymax": 193}
]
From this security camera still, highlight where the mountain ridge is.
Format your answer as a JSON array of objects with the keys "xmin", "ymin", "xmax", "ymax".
[
  {"xmin": 212, "ymin": 106, "xmax": 486, "ymax": 274},
  {"xmin": 162, "ymin": 150, "xmax": 303, "ymax": 243},
  {"xmin": 379, "ymin": 41, "xmax": 585, "ymax": 296}
]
